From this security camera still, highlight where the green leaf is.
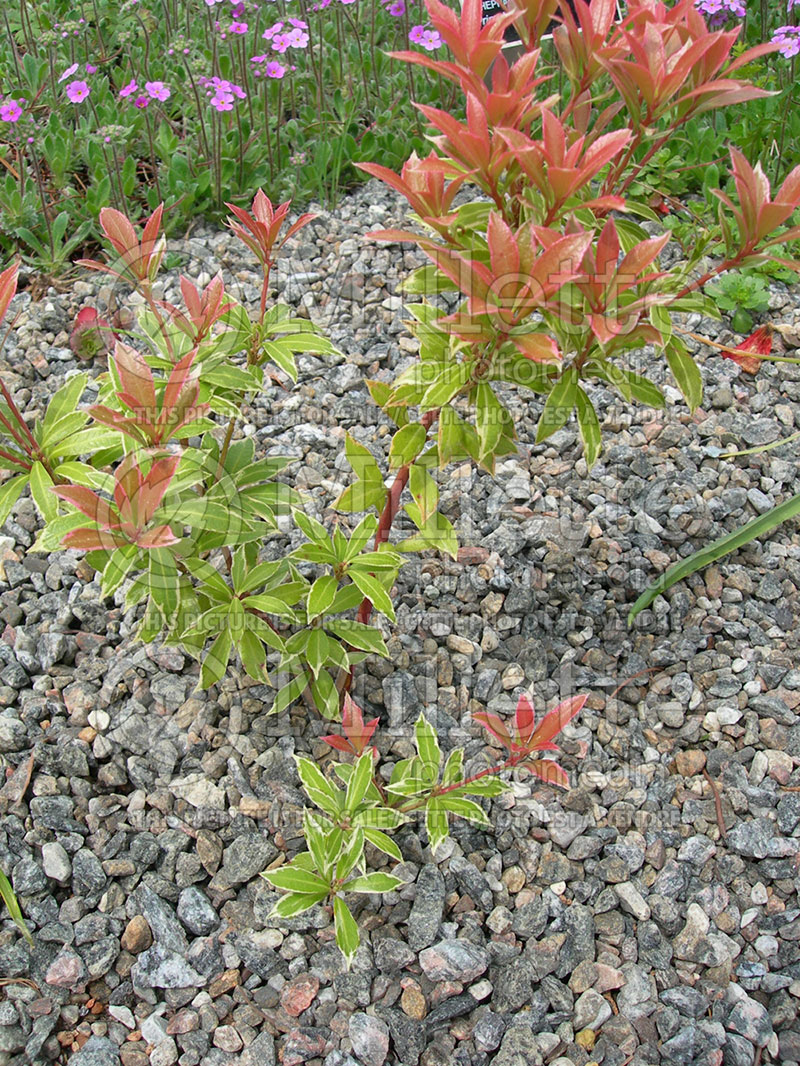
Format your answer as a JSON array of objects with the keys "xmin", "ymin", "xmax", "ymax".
[
  {"xmin": 334, "ymin": 896, "xmax": 360, "ymax": 969},
  {"xmin": 182, "ymin": 556, "xmax": 233, "ymax": 601},
  {"xmin": 414, "ymin": 713, "xmax": 441, "ymax": 782},
  {"xmin": 295, "ymin": 510, "xmax": 331, "ymax": 546},
  {"xmin": 149, "ymin": 550, "xmax": 180, "ymax": 628},
  {"xmin": 243, "ymin": 593, "xmax": 298, "ymax": 620},
  {"xmin": 344, "ymin": 514, "xmax": 379, "ymax": 560},
  {"xmin": 345, "ymin": 872, "xmax": 405, "ymax": 893},
  {"xmin": 231, "ymin": 547, "xmax": 248, "ymax": 595},
  {"xmin": 309, "ymin": 668, "xmax": 340, "ymax": 720},
  {"xmin": 345, "ymin": 434, "xmax": 383, "ymax": 485},
  {"xmin": 28, "ymin": 462, "xmax": 58, "ymax": 522},
  {"xmin": 438, "ymin": 795, "xmax": 490, "ymax": 825},
  {"xmin": 459, "ymin": 776, "xmax": 508, "ymax": 796},
  {"xmin": 628, "ymin": 488, "xmax": 800, "ymax": 624},
  {"xmin": 398, "ymin": 511, "xmax": 459, "ymax": 560},
  {"xmin": 54, "ymin": 462, "xmax": 113, "ymax": 491},
  {"xmin": 385, "ymin": 756, "xmax": 428, "ymax": 796},
  {"xmin": 437, "ymin": 404, "xmax": 475, "ymax": 466},
  {"xmin": 408, "ymin": 463, "xmax": 438, "ymax": 524},
  {"xmin": 238, "ymin": 627, "xmax": 269, "ymax": 681},
  {"xmin": 238, "ymin": 557, "xmax": 287, "ymax": 594},
  {"xmin": 296, "ymin": 756, "xmax": 342, "ymax": 816},
  {"xmin": 347, "ymin": 550, "xmax": 405, "ymax": 572},
  {"xmin": 575, "ymin": 387, "xmax": 602, "ymax": 469},
  {"xmin": 199, "ymin": 629, "xmax": 233, "ymax": 688},
  {"xmin": 173, "ymin": 497, "xmax": 250, "ymax": 534},
  {"xmin": 345, "ymin": 752, "xmax": 375, "ymax": 813},
  {"xmin": 649, "ymin": 303, "xmax": 673, "ymax": 341},
  {"xmin": 665, "ymin": 337, "xmax": 703, "ymax": 412},
  {"xmin": 349, "ymin": 571, "xmax": 395, "ymax": 622},
  {"xmin": 442, "ymin": 748, "xmax": 464, "ymax": 786},
  {"xmin": 335, "ymin": 828, "xmax": 365, "ymax": 881},
  {"xmin": 536, "ymin": 366, "xmax": 578, "ymax": 442},
  {"xmin": 305, "ymin": 628, "xmax": 330, "ymax": 678},
  {"xmin": 389, "ymin": 423, "xmax": 427, "ymax": 469},
  {"xmin": 363, "ymin": 828, "xmax": 403, "ymax": 862},
  {"xmin": 401, "ymin": 263, "xmax": 457, "ymax": 294},
  {"xmin": 100, "ymin": 543, "xmax": 140, "ymax": 599},
  {"xmin": 271, "ymin": 669, "xmax": 309, "ymax": 715},
  {"xmin": 420, "ymin": 362, "xmax": 471, "ymax": 410},
  {"xmin": 49, "ymin": 427, "xmax": 122, "ymax": 459},
  {"xmin": 303, "ymin": 809, "xmax": 331, "ymax": 876},
  {"xmin": 325, "ymin": 620, "xmax": 388, "ymax": 656},
  {"xmin": 622, "ymin": 370, "xmax": 665, "ymax": 408},
  {"xmin": 262, "ymin": 864, "xmax": 330, "ymax": 894},
  {"xmin": 260, "ymin": 340, "xmax": 297, "ymax": 381},
  {"xmin": 271, "ymin": 889, "xmax": 328, "ymax": 918},
  {"xmin": 474, "ymin": 381, "xmax": 505, "ymax": 461},
  {"xmin": 307, "ymin": 575, "xmax": 338, "ymax": 621},
  {"xmin": 0, "ymin": 475, "xmax": 28, "ymax": 527},
  {"xmin": 44, "ymin": 372, "xmax": 87, "ymax": 429},
  {"xmin": 353, "ymin": 806, "xmax": 405, "ymax": 830},
  {"xmin": 29, "ymin": 510, "xmax": 87, "ymax": 553},
  {"xmin": 0, "ymin": 869, "xmax": 33, "ymax": 946},
  {"xmin": 334, "ymin": 481, "xmax": 387, "ymax": 514},
  {"xmin": 40, "ymin": 412, "xmax": 87, "ymax": 451},
  {"xmin": 425, "ymin": 798, "xmax": 450, "ymax": 855}
]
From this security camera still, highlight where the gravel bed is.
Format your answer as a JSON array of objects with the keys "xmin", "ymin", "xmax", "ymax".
[{"xmin": 1, "ymin": 179, "xmax": 800, "ymax": 1066}]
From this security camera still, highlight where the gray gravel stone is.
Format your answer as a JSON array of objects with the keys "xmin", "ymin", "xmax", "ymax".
[
  {"xmin": 419, "ymin": 939, "xmax": 488, "ymax": 984},
  {"xmin": 348, "ymin": 1013, "xmax": 389, "ymax": 1066},
  {"xmin": 407, "ymin": 865, "xmax": 445, "ymax": 951},
  {"xmin": 176, "ymin": 886, "xmax": 219, "ymax": 936}
]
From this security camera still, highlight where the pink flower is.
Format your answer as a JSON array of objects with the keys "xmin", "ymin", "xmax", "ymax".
[
  {"xmin": 119, "ymin": 79, "xmax": 138, "ymax": 98},
  {"xmin": 229, "ymin": 21, "xmax": 248, "ymax": 33},
  {"xmin": 387, "ymin": 0, "xmax": 405, "ymax": 14},
  {"xmin": 773, "ymin": 25, "xmax": 800, "ymax": 57},
  {"xmin": 265, "ymin": 61, "xmax": 286, "ymax": 78},
  {"xmin": 86, "ymin": 63, "xmax": 98, "ymax": 74},
  {"xmin": 134, "ymin": 96, "xmax": 149, "ymax": 108},
  {"xmin": 288, "ymin": 17, "xmax": 308, "ymax": 28},
  {"xmin": 0, "ymin": 100, "xmax": 22, "ymax": 123},
  {"xmin": 262, "ymin": 21, "xmax": 284, "ymax": 39},
  {"xmin": 210, "ymin": 94, "xmax": 233, "ymax": 111},
  {"xmin": 66, "ymin": 80, "xmax": 91, "ymax": 103},
  {"xmin": 58, "ymin": 63, "xmax": 79, "ymax": 83},
  {"xmin": 284, "ymin": 28, "xmax": 309, "ymax": 47},
  {"xmin": 409, "ymin": 25, "xmax": 442, "ymax": 49},
  {"xmin": 145, "ymin": 81, "xmax": 170, "ymax": 101},
  {"xmin": 419, "ymin": 29, "xmax": 442, "ymax": 49}
]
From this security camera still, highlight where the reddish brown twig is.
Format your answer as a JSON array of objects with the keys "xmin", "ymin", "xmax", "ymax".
[
  {"xmin": 607, "ymin": 667, "xmax": 659, "ymax": 701},
  {"xmin": 702, "ymin": 766, "xmax": 728, "ymax": 841}
]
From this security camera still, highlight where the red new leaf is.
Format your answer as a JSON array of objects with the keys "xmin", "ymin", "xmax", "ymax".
[
  {"xmin": 725, "ymin": 325, "xmax": 772, "ymax": 374},
  {"xmin": 0, "ymin": 260, "xmax": 19, "ymax": 323},
  {"xmin": 322, "ymin": 694, "xmax": 379, "ymax": 756},
  {"xmin": 529, "ymin": 694, "xmax": 587, "ymax": 750}
]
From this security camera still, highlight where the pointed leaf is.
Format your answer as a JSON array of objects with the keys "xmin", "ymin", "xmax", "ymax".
[{"xmin": 334, "ymin": 896, "xmax": 360, "ymax": 969}]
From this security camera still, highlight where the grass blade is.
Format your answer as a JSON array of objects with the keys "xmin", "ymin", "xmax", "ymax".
[
  {"xmin": 0, "ymin": 870, "xmax": 33, "ymax": 946},
  {"xmin": 628, "ymin": 490, "xmax": 800, "ymax": 624}
]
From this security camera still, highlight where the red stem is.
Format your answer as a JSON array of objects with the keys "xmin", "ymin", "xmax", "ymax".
[
  {"xmin": 355, "ymin": 408, "xmax": 439, "ymax": 628},
  {"xmin": 0, "ymin": 380, "xmax": 42, "ymax": 459},
  {"xmin": 0, "ymin": 446, "xmax": 31, "ymax": 472},
  {"xmin": 393, "ymin": 748, "xmax": 531, "ymax": 814}
]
